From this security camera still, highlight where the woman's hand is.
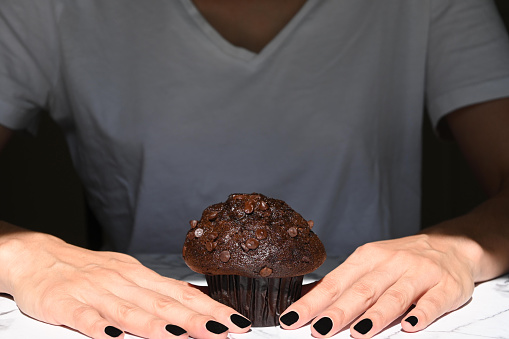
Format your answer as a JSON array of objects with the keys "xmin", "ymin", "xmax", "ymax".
[
  {"xmin": 0, "ymin": 226, "xmax": 252, "ymax": 339},
  {"xmin": 279, "ymin": 233, "xmax": 481, "ymax": 338}
]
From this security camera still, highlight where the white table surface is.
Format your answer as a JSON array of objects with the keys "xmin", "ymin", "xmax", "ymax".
[{"xmin": 1, "ymin": 254, "xmax": 508, "ymax": 339}]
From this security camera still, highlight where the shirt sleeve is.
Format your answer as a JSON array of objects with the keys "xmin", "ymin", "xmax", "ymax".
[
  {"xmin": 0, "ymin": 0, "xmax": 60, "ymax": 132},
  {"xmin": 426, "ymin": 0, "xmax": 509, "ymax": 132}
]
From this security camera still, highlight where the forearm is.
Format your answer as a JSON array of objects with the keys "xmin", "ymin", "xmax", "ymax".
[
  {"xmin": 420, "ymin": 186, "xmax": 509, "ymax": 283},
  {"xmin": 0, "ymin": 220, "xmax": 29, "ymax": 294}
]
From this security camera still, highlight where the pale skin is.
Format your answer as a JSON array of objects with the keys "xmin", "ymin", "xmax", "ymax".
[{"xmin": 1, "ymin": 1, "xmax": 509, "ymax": 338}]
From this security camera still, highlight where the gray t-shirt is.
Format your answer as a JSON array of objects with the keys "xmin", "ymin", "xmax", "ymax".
[{"xmin": 1, "ymin": 0, "xmax": 509, "ymax": 256}]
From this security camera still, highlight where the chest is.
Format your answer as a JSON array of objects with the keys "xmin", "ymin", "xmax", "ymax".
[
  {"xmin": 190, "ymin": 0, "xmax": 307, "ymax": 53},
  {"xmin": 54, "ymin": 1, "xmax": 429, "ymax": 132}
]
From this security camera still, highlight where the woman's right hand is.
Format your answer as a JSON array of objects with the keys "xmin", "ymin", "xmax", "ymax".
[{"xmin": 0, "ymin": 222, "xmax": 252, "ymax": 339}]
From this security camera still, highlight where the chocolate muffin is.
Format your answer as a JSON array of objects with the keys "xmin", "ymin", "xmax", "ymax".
[{"xmin": 183, "ymin": 193, "xmax": 326, "ymax": 326}]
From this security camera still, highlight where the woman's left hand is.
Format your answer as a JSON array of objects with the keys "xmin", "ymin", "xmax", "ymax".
[{"xmin": 279, "ymin": 233, "xmax": 479, "ymax": 338}]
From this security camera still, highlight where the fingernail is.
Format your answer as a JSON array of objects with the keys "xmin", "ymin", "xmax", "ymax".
[
  {"xmin": 165, "ymin": 324, "xmax": 187, "ymax": 336},
  {"xmin": 280, "ymin": 311, "xmax": 299, "ymax": 326},
  {"xmin": 405, "ymin": 316, "xmax": 418, "ymax": 327},
  {"xmin": 354, "ymin": 318, "xmax": 373, "ymax": 335},
  {"xmin": 230, "ymin": 314, "xmax": 251, "ymax": 328},
  {"xmin": 104, "ymin": 326, "xmax": 123, "ymax": 338},
  {"xmin": 313, "ymin": 317, "xmax": 333, "ymax": 336},
  {"xmin": 206, "ymin": 320, "xmax": 229, "ymax": 334}
]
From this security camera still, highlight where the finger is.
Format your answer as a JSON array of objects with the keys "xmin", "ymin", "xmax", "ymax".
[
  {"xmin": 401, "ymin": 282, "xmax": 471, "ymax": 333},
  {"xmin": 122, "ymin": 263, "xmax": 251, "ymax": 331},
  {"xmin": 280, "ymin": 259, "xmax": 370, "ymax": 329},
  {"xmin": 116, "ymin": 284, "xmax": 251, "ymax": 333},
  {"xmin": 55, "ymin": 298, "xmax": 126, "ymax": 339},
  {"xmin": 86, "ymin": 292, "xmax": 197, "ymax": 339},
  {"xmin": 308, "ymin": 270, "xmax": 398, "ymax": 337},
  {"xmin": 348, "ymin": 277, "xmax": 423, "ymax": 338},
  {"xmin": 101, "ymin": 268, "xmax": 241, "ymax": 336},
  {"xmin": 167, "ymin": 281, "xmax": 251, "ymax": 332},
  {"xmin": 301, "ymin": 280, "xmax": 320, "ymax": 296}
]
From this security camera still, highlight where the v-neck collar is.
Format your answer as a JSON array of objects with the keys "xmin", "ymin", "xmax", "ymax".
[{"xmin": 178, "ymin": 0, "xmax": 318, "ymax": 64}]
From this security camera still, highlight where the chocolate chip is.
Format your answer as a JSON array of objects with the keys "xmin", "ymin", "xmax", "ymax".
[
  {"xmin": 206, "ymin": 241, "xmax": 217, "ymax": 252},
  {"xmin": 307, "ymin": 220, "xmax": 314, "ymax": 229},
  {"xmin": 208, "ymin": 211, "xmax": 219, "ymax": 221},
  {"xmin": 190, "ymin": 220, "xmax": 198, "ymax": 228},
  {"xmin": 194, "ymin": 228, "xmax": 204, "ymax": 238},
  {"xmin": 260, "ymin": 267, "xmax": 273, "ymax": 277},
  {"xmin": 187, "ymin": 231, "xmax": 195, "ymax": 240},
  {"xmin": 246, "ymin": 238, "xmax": 259, "ymax": 250},
  {"xmin": 219, "ymin": 250, "xmax": 231, "ymax": 262},
  {"xmin": 260, "ymin": 210, "xmax": 271, "ymax": 217},
  {"xmin": 244, "ymin": 201, "xmax": 254, "ymax": 214},
  {"xmin": 259, "ymin": 200, "xmax": 268, "ymax": 211},
  {"xmin": 235, "ymin": 209, "xmax": 245, "ymax": 220},
  {"xmin": 241, "ymin": 243, "xmax": 249, "ymax": 252},
  {"xmin": 298, "ymin": 227, "xmax": 310, "ymax": 236},
  {"xmin": 255, "ymin": 228, "xmax": 267, "ymax": 240},
  {"xmin": 207, "ymin": 232, "xmax": 218, "ymax": 240},
  {"xmin": 287, "ymin": 227, "xmax": 298, "ymax": 237}
]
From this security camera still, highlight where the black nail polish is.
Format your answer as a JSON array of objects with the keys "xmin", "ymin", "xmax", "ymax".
[
  {"xmin": 165, "ymin": 324, "xmax": 187, "ymax": 336},
  {"xmin": 354, "ymin": 318, "xmax": 373, "ymax": 335},
  {"xmin": 206, "ymin": 320, "xmax": 229, "ymax": 334},
  {"xmin": 230, "ymin": 314, "xmax": 252, "ymax": 328},
  {"xmin": 280, "ymin": 311, "xmax": 299, "ymax": 326},
  {"xmin": 104, "ymin": 326, "xmax": 123, "ymax": 338},
  {"xmin": 405, "ymin": 316, "xmax": 418, "ymax": 327},
  {"xmin": 313, "ymin": 317, "xmax": 333, "ymax": 336}
]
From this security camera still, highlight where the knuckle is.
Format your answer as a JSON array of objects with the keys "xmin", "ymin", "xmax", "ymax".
[
  {"xmin": 419, "ymin": 295, "xmax": 443, "ymax": 322},
  {"xmin": 81, "ymin": 263, "xmax": 103, "ymax": 276},
  {"xmin": 152, "ymin": 297, "xmax": 177, "ymax": 313},
  {"xmin": 442, "ymin": 277, "xmax": 472, "ymax": 309},
  {"xmin": 98, "ymin": 268, "xmax": 127, "ymax": 283},
  {"xmin": 210, "ymin": 302, "xmax": 235, "ymax": 317},
  {"xmin": 71, "ymin": 305, "xmax": 94, "ymax": 324},
  {"xmin": 116, "ymin": 303, "xmax": 139, "ymax": 319},
  {"xmin": 350, "ymin": 241, "xmax": 391, "ymax": 263},
  {"xmin": 70, "ymin": 307, "xmax": 106, "ymax": 337},
  {"xmin": 419, "ymin": 256, "xmax": 441, "ymax": 271},
  {"xmin": 383, "ymin": 288, "xmax": 409, "ymax": 309},
  {"xmin": 316, "ymin": 277, "xmax": 341, "ymax": 301},
  {"xmin": 425, "ymin": 295, "xmax": 442, "ymax": 312},
  {"xmin": 185, "ymin": 313, "xmax": 210, "ymax": 328},
  {"xmin": 351, "ymin": 281, "xmax": 376, "ymax": 302},
  {"xmin": 112, "ymin": 252, "xmax": 141, "ymax": 264},
  {"xmin": 354, "ymin": 243, "xmax": 377, "ymax": 256},
  {"xmin": 38, "ymin": 285, "xmax": 62, "ymax": 314},
  {"xmin": 144, "ymin": 318, "xmax": 165, "ymax": 337},
  {"xmin": 369, "ymin": 308, "xmax": 388, "ymax": 325},
  {"xmin": 176, "ymin": 287, "xmax": 205, "ymax": 304},
  {"xmin": 325, "ymin": 306, "xmax": 348, "ymax": 323}
]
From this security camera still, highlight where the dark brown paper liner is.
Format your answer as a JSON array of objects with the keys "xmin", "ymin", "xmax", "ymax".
[{"xmin": 206, "ymin": 275, "xmax": 303, "ymax": 327}]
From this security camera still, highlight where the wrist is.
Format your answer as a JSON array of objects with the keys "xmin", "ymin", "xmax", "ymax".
[
  {"xmin": 420, "ymin": 225, "xmax": 485, "ymax": 282},
  {"xmin": 0, "ymin": 221, "xmax": 64, "ymax": 294}
]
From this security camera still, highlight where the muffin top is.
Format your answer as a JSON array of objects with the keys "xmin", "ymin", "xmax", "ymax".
[{"xmin": 183, "ymin": 193, "xmax": 326, "ymax": 278}]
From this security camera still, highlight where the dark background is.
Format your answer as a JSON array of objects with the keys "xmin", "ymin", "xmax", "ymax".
[{"xmin": 0, "ymin": 2, "xmax": 508, "ymax": 249}]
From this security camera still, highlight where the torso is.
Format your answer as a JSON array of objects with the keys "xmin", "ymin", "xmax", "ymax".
[
  {"xmin": 191, "ymin": 0, "xmax": 307, "ymax": 53},
  {"xmin": 17, "ymin": 0, "xmax": 445, "ymax": 255}
]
